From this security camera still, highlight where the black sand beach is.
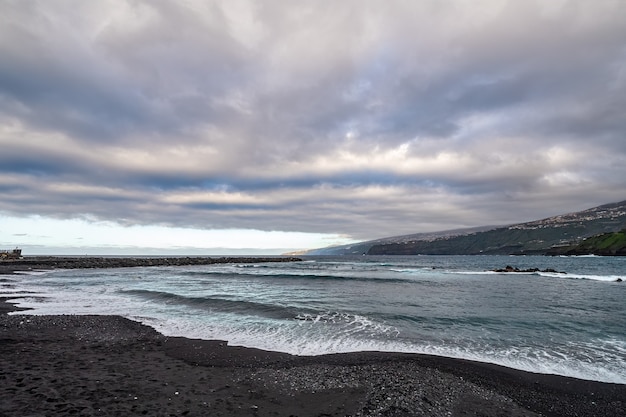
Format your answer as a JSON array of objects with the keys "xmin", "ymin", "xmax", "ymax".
[{"xmin": 1, "ymin": 299, "xmax": 624, "ymax": 416}]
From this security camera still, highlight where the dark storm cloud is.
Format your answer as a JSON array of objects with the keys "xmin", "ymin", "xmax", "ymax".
[
  {"xmin": 1, "ymin": 0, "xmax": 625, "ymax": 242},
  {"xmin": 0, "ymin": 0, "xmax": 254, "ymax": 142}
]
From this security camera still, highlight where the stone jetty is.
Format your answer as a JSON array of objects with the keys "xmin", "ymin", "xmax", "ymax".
[{"xmin": 0, "ymin": 256, "xmax": 302, "ymax": 275}]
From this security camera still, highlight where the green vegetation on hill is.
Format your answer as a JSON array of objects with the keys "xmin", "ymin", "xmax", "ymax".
[
  {"xmin": 548, "ymin": 230, "xmax": 626, "ymax": 256},
  {"xmin": 368, "ymin": 225, "xmax": 587, "ymax": 255}
]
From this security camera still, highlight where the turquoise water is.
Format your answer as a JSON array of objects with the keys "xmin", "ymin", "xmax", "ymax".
[{"xmin": 3, "ymin": 255, "xmax": 625, "ymax": 383}]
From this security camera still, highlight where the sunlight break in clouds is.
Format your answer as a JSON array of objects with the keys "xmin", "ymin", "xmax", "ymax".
[{"xmin": 0, "ymin": 215, "xmax": 350, "ymax": 255}]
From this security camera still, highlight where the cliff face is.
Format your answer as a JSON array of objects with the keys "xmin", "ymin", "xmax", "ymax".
[{"xmin": 367, "ymin": 200, "xmax": 626, "ymax": 256}]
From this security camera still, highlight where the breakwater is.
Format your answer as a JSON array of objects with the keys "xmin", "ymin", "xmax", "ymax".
[{"xmin": 0, "ymin": 256, "xmax": 302, "ymax": 275}]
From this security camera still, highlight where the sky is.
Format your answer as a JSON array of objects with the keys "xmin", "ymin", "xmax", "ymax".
[{"xmin": 1, "ymin": 0, "xmax": 626, "ymax": 255}]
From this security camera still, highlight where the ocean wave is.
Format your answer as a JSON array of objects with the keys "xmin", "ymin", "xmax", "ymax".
[
  {"xmin": 294, "ymin": 312, "xmax": 400, "ymax": 336},
  {"xmin": 261, "ymin": 273, "xmax": 411, "ymax": 284},
  {"xmin": 401, "ymin": 342, "xmax": 626, "ymax": 384},
  {"xmin": 456, "ymin": 269, "xmax": 624, "ymax": 282},
  {"xmin": 10, "ymin": 270, "xmax": 54, "ymax": 276},
  {"xmin": 536, "ymin": 272, "xmax": 624, "ymax": 282},
  {"xmin": 389, "ymin": 267, "xmax": 435, "ymax": 274},
  {"xmin": 149, "ymin": 316, "xmax": 626, "ymax": 384},
  {"xmin": 181, "ymin": 269, "xmax": 415, "ymax": 284},
  {"xmin": 120, "ymin": 289, "xmax": 299, "ymax": 319}
]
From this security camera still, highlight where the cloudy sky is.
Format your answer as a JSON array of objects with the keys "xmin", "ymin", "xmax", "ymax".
[{"xmin": 1, "ymin": 0, "xmax": 625, "ymax": 254}]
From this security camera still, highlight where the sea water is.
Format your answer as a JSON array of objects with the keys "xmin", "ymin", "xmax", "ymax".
[{"xmin": 2, "ymin": 255, "xmax": 625, "ymax": 383}]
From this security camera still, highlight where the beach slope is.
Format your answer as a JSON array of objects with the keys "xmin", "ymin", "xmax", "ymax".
[{"xmin": 1, "ymin": 300, "xmax": 624, "ymax": 416}]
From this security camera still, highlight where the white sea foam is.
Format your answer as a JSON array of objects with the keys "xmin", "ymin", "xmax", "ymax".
[
  {"xmin": 0, "ymin": 291, "xmax": 48, "ymax": 298},
  {"xmin": 10, "ymin": 270, "xmax": 53, "ymax": 276},
  {"xmin": 456, "ymin": 269, "xmax": 624, "ymax": 282},
  {"xmin": 148, "ymin": 316, "xmax": 626, "ymax": 384},
  {"xmin": 537, "ymin": 272, "xmax": 624, "ymax": 282},
  {"xmin": 389, "ymin": 268, "xmax": 433, "ymax": 274}
]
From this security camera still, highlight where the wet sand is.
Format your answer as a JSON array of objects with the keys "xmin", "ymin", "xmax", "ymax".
[{"xmin": 1, "ymin": 300, "xmax": 624, "ymax": 416}]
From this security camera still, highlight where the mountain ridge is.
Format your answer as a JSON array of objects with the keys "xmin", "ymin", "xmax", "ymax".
[{"xmin": 302, "ymin": 200, "xmax": 626, "ymax": 256}]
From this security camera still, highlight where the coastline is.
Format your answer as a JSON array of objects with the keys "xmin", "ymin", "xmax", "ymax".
[{"xmin": 1, "ymin": 300, "xmax": 624, "ymax": 416}]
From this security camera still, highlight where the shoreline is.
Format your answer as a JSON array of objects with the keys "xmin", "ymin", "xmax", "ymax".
[
  {"xmin": 1, "ymin": 299, "xmax": 624, "ymax": 416},
  {"xmin": 0, "ymin": 255, "xmax": 302, "ymax": 275}
]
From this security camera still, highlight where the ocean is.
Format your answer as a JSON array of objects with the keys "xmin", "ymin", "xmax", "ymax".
[{"xmin": 2, "ymin": 255, "xmax": 625, "ymax": 384}]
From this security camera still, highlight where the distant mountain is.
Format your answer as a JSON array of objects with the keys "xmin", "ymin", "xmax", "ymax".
[
  {"xmin": 303, "ymin": 225, "xmax": 499, "ymax": 255},
  {"xmin": 368, "ymin": 200, "xmax": 626, "ymax": 255},
  {"xmin": 547, "ymin": 229, "xmax": 626, "ymax": 256},
  {"xmin": 302, "ymin": 200, "xmax": 626, "ymax": 256}
]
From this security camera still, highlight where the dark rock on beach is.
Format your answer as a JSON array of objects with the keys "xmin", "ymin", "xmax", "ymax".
[{"xmin": 1, "ymin": 300, "xmax": 624, "ymax": 416}]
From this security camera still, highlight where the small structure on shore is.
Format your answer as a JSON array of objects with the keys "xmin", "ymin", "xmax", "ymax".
[{"xmin": 0, "ymin": 248, "xmax": 22, "ymax": 260}]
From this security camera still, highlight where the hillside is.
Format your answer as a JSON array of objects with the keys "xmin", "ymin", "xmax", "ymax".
[
  {"xmin": 303, "ymin": 225, "xmax": 498, "ymax": 255},
  {"xmin": 368, "ymin": 200, "xmax": 626, "ymax": 255},
  {"xmin": 547, "ymin": 229, "xmax": 626, "ymax": 256},
  {"xmin": 301, "ymin": 200, "xmax": 626, "ymax": 256}
]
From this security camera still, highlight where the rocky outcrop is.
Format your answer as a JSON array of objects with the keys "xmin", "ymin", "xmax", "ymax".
[{"xmin": 492, "ymin": 266, "xmax": 565, "ymax": 274}]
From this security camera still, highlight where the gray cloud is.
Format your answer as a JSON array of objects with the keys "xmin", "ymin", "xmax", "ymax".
[{"xmin": 1, "ymin": 0, "xmax": 625, "ymax": 242}]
